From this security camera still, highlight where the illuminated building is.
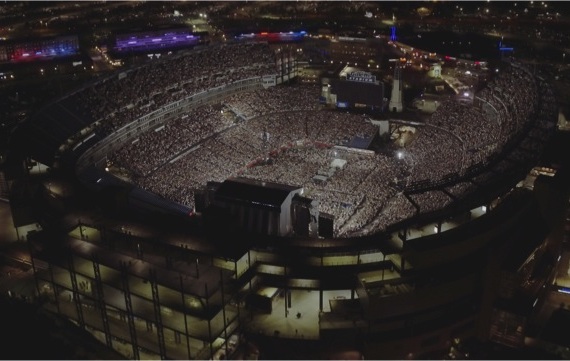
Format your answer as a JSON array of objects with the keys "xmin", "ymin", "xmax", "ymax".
[{"xmin": 8, "ymin": 40, "xmax": 562, "ymax": 359}]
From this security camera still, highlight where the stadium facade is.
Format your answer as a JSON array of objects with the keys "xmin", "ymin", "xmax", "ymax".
[{"xmin": 7, "ymin": 40, "xmax": 564, "ymax": 360}]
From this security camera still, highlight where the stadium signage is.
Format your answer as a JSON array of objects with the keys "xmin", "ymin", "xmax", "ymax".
[
  {"xmin": 347, "ymin": 71, "xmax": 376, "ymax": 83},
  {"xmin": 262, "ymin": 74, "xmax": 276, "ymax": 87}
]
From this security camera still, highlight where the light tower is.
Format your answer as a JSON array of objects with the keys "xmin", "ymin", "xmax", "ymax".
[{"xmin": 389, "ymin": 63, "xmax": 403, "ymax": 112}]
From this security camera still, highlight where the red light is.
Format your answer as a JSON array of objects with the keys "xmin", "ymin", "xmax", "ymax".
[
  {"xmin": 445, "ymin": 55, "xmax": 450, "ymax": 60},
  {"xmin": 260, "ymin": 32, "xmax": 268, "ymax": 35},
  {"xmin": 475, "ymin": 61, "xmax": 480, "ymax": 65}
]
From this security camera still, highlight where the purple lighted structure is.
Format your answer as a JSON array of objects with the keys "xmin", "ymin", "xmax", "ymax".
[{"xmin": 114, "ymin": 29, "xmax": 201, "ymax": 53}]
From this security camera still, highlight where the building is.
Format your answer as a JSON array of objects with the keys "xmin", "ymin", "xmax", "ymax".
[
  {"xmin": 111, "ymin": 27, "xmax": 204, "ymax": 56},
  {"xmin": 7, "ymin": 40, "xmax": 564, "ymax": 360},
  {"xmin": 0, "ymin": 35, "xmax": 80, "ymax": 64},
  {"xmin": 328, "ymin": 36, "xmax": 380, "ymax": 68}
]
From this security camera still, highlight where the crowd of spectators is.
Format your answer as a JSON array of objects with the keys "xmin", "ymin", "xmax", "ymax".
[
  {"xmin": 408, "ymin": 191, "xmax": 454, "ymax": 215},
  {"xmin": 102, "ymin": 58, "xmax": 552, "ymax": 238},
  {"xmin": 111, "ymin": 105, "xmax": 233, "ymax": 177},
  {"xmin": 444, "ymin": 181, "xmax": 475, "ymax": 200},
  {"xmin": 57, "ymin": 42, "xmax": 278, "ymax": 138}
]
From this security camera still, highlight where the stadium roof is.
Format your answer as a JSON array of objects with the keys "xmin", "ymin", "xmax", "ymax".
[{"xmin": 215, "ymin": 177, "xmax": 302, "ymax": 210}]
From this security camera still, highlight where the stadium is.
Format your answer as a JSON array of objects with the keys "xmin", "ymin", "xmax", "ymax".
[{"xmin": 6, "ymin": 39, "xmax": 563, "ymax": 359}]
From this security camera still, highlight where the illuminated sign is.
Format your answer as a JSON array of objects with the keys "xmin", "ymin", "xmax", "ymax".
[{"xmin": 347, "ymin": 71, "xmax": 376, "ymax": 83}]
